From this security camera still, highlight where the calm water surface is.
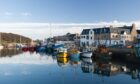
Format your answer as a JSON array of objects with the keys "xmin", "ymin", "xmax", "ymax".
[{"xmin": 0, "ymin": 49, "xmax": 140, "ymax": 84}]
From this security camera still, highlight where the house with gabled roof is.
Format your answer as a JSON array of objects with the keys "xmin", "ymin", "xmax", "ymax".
[
  {"xmin": 80, "ymin": 29, "xmax": 94, "ymax": 47},
  {"xmin": 80, "ymin": 24, "xmax": 137, "ymax": 47}
]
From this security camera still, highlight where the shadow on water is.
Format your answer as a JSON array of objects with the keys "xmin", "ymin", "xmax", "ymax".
[{"xmin": 0, "ymin": 48, "xmax": 23, "ymax": 57}]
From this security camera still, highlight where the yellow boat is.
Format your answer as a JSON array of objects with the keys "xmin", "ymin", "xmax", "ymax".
[
  {"xmin": 57, "ymin": 52, "xmax": 68, "ymax": 57},
  {"xmin": 57, "ymin": 57, "xmax": 69, "ymax": 64},
  {"xmin": 57, "ymin": 48, "xmax": 68, "ymax": 57}
]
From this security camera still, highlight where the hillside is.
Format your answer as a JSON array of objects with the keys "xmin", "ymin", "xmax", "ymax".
[{"xmin": 0, "ymin": 32, "xmax": 32, "ymax": 44}]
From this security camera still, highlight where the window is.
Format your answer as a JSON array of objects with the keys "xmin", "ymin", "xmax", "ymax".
[
  {"xmin": 90, "ymin": 31, "xmax": 92, "ymax": 34},
  {"xmin": 112, "ymin": 35, "xmax": 115, "ymax": 38},
  {"xmin": 116, "ymin": 35, "xmax": 118, "ymax": 38},
  {"xmin": 86, "ymin": 36, "xmax": 89, "ymax": 39},
  {"xmin": 91, "ymin": 37, "xmax": 92, "ymax": 40},
  {"xmin": 87, "ymin": 42, "xmax": 89, "ymax": 46}
]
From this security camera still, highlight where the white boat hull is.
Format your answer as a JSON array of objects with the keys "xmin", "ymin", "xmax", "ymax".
[{"xmin": 81, "ymin": 52, "xmax": 92, "ymax": 58}]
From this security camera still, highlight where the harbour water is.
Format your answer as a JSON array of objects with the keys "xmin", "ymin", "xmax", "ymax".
[{"xmin": 0, "ymin": 49, "xmax": 140, "ymax": 84}]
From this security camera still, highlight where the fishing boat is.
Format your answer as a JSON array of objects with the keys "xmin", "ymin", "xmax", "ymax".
[
  {"xmin": 81, "ymin": 51, "xmax": 93, "ymax": 58},
  {"xmin": 36, "ymin": 46, "xmax": 46, "ymax": 52},
  {"xmin": 80, "ymin": 48, "xmax": 93, "ymax": 58},
  {"xmin": 69, "ymin": 48, "xmax": 80, "ymax": 57},
  {"xmin": 57, "ymin": 48, "xmax": 68, "ymax": 57},
  {"xmin": 22, "ymin": 46, "xmax": 36, "ymax": 52},
  {"xmin": 70, "ymin": 53, "xmax": 80, "ymax": 60},
  {"xmin": 22, "ymin": 46, "xmax": 29, "ymax": 52},
  {"xmin": 93, "ymin": 45, "xmax": 112, "ymax": 60},
  {"xmin": 52, "ymin": 43, "xmax": 64, "ymax": 51}
]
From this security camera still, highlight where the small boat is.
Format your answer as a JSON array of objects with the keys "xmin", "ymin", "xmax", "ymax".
[
  {"xmin": 57, "ymin": 52, "xmax": 68, "ymax": 58},
  {"xmin": 69, "ymin": 48, "xmax": 80, "ymax": 57},
  {"xmin": 70, "ymin": 53, "xmax": 80, "ymax": 60},
  {"xmin": 57, "ymin": 48, "xmax": 68, "ymax": 57},
  {"xmin": 80, "ymin": 48, "xmax": 93, "ymax": 58},
  {"xmin": 22, "ymin": 46, "xmax": 29, "ymax": 52},
  {"xmin": 36, "ymin": 46, "xmax": 46, "ymax": 52},
  {"xmin": 81, "ymin": 51, "xmax": 92, "ymax": 58},
  {"xmin": 52, "ymin": 43, "xmax": 64, "ymax": 50},
  {"xmin": 22, "ymin": 46, "xmax": 36, "ymax": 52},
  {"xmin": 93, "ymin": 45, "xmax": 111, "ymax": 59}
]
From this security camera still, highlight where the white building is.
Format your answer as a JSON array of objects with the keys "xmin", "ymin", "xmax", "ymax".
[
  {"xmin": 80, "ymin": 29, "xmax": 94, "ymax": 47},
  {"xmin": 80, "ymin": 24, "xmax": 137, "ymax": 47}
]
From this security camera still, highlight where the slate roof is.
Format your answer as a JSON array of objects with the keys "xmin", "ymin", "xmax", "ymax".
[
  {"xmin": 81, "ymin": 25, "xmax": 133, "ymax": 35},
  {"xmin": 93, "ymin": 28, "xmax": 110, "ymax": 34},
  {"xmin": 81, "ymin": 29, "xmax": 90, "ymax": 35},
  {"xmin": 117, "ymin": 26, "xmax": 132, "ymax": 34},
  {"xmin": 118, "ymin": 26, "xmax": 133, "ymax": 32}
]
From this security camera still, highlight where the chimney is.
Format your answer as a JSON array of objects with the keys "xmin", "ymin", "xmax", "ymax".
[{"xmin": 132, "ymin": 23, "xmax": 136, "ymax": 28}]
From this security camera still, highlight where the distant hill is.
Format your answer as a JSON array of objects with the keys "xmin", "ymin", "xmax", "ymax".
[{"xmin": 0, "ymin": 32, "xmax": 32, "ymax": 44}]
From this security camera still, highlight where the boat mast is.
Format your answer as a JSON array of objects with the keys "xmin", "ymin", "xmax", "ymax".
[
  {"xmin": 0, "ymin": 32, "xmax": 1, "ymax": 45},
  {"xmin": 49, "ymin": 23, "xmax": 52, "ymax": 38}
]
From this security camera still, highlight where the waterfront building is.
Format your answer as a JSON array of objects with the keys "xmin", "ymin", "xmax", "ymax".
[
  {"xmin": 53, "ymin": 33, "xmax": 80, "ymax": 47},
  {"xmin": 80, "ymin": 24, "xmax": 137, "ymax": 47}
]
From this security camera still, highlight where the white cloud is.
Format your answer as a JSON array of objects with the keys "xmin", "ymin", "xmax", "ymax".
[
  {"xmin": 0, "ymin": 21, "xmax": 140, "ymax": 40},
  {"xmin": 0, "ymin": 52, "xmax": 57, "ymax": 65},
  {"xmin": 21, "ymin": 12, "xmax": 32, "ymax": 16}
]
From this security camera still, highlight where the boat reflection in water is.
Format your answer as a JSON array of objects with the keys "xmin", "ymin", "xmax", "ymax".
[
  {"xmin": 69, "ymin": 50, "xmax": 81, "ymax": 65},
  {"xmin": 81, "ymin": 57, "xmax": 94, "ymax": 73},
  {"xmin": 0, "ymin": 47, "xmax": 140, "ymax": 84},
  {"xmin": 93, "ymin": 59, "xmax": 120, "ymax": 76},
  {"xmin": 92, "ymin": 58, "xmax": 140, "ymax": 80},
  {"xmin": 57, "ymin": 57, "xmax": 69, "ymax": 68}
]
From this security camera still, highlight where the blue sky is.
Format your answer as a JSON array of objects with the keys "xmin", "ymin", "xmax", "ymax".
[
  {"xmin": 0, "ymin": 0, "xmax": 140, "ymax": 39},
  {"xmin": 0, "ymin": 0, "xmax": 140, "ymax": 23}
]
